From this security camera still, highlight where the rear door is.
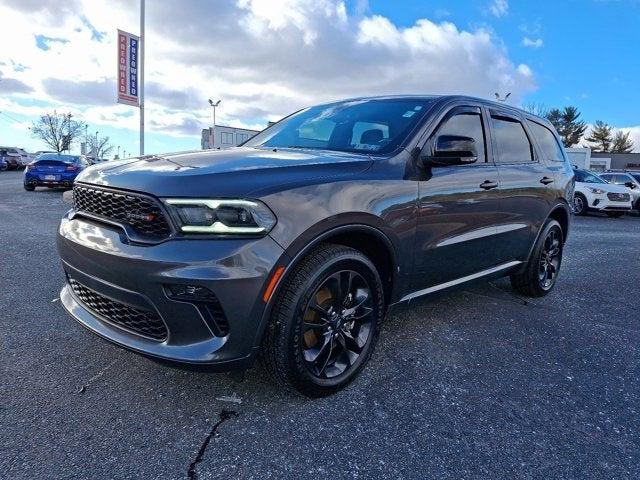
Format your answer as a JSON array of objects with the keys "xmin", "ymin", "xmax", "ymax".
[
  {"xmin": 488, "ymin": 109, "xmax": 556, "ymax": 262},
  {"xmin": 413, "ymin": 105, "xmax": 502, "ymax": 289}
]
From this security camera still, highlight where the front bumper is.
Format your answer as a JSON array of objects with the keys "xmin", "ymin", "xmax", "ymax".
[
  {"xmin": 57, "ymin": 212, "xmax": 287, "ymax": 368},
  {"xmin": 585, "ymin": 192, "xmax": 632, "ymax": 212}
]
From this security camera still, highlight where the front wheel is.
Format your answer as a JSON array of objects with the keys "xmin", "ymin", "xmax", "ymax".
[
  {"xmin": 510, "ymin": 219, "xmax": 564, "ymax": 297},
  {"xmin": 23, "ymin": 184, "xmax": 35, "ymax": 191},
  {"xmin": 573, "ymin": 193, "xmax": 587, "ymax": 216},
  {"xmin": 261, "ymin": 244, "xmax": 384, "ymax": 397}
]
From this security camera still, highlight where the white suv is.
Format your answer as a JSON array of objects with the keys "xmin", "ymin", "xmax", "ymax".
[
  {"xmin": 573, "ymin": 169, "xmax": 632, "ymax": 217},
  {"xmin": 599, "ymin": 171, "xmax": 640, "ymax": 211}
]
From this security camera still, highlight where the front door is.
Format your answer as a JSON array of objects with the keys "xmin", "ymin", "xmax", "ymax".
[{"xmin": 413, "ymin": 106, "xmax": 503, "ymax": 290}]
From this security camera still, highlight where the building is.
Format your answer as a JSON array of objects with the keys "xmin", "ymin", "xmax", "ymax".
[
  {"xmin": 201, "ymin": 125, "xmax": 260, "ymax": 150},
  {"xmin": 590, "ymin": 152, "xmax": 640, "ymax": 171},
  {"xmin": 565, "ymin": 148, "xmax": 610, "ymax": 171}
]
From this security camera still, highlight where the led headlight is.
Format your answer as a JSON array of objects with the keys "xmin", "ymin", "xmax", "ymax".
[
  {"xmin": 587, "ymin": 187, "xmax": 605, "ymax": 194},
  {"xmin": 165, "ymin": 199, "xmax": 276, "ymax": 234}
]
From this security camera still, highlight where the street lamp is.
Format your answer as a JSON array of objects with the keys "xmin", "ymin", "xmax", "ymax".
[
  {"xmin": 95, "ymin": 131, "xmax": 99, "ymax": 158},
  {"xmin": 208, "ymin": 99, "xmax": 221, "ymax": 149}
]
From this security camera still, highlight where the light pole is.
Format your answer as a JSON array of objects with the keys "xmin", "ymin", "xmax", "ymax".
[
  {"xmin": 117, "ymin": 145, "xmax": 121, "ymax": 158},
  {"xmin": 208, "ymin": 99, "xmax": 221, "ymax": 149},
  {"xmin": 95, "ymin": 131, "xmax": 99, "ymax": 158}
]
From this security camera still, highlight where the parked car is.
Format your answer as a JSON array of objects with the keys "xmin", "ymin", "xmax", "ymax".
[
  {"xmin": 573, "ymin": 169, "xmax": 632, "ymax": 217},
  {"xmin": 0, "ymin": 156, "xmax": 7, "ymax": 171},
  {"xmin": 600, "ymin": 171, "xmax": 640, "ymax": 211},
  {"xmin": 24, "ymin": 153, "xmax": 89, "ymax": 190},
  {"xmin": 0, "ymin": 147, "xmax": 21, "ymax": 170},
  {"xmin": 57, "ymin": 95, "xmax": 573, "ymax": 396}
]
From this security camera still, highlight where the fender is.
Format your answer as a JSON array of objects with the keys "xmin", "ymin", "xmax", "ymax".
[
  {"xmin": 519, "ymin": 200, "xmax": 571, "ymax": 272},
  {"xmin": 252, "ymin": 223, "xmax": 400, "ymax": 349}
]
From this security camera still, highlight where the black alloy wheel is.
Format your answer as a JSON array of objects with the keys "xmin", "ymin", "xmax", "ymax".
[
  {"xmin": 538, "ymin": 227, "xmax": 562, "ymax": 291},
  {"xmin": 573, "ymin": 194, "xmax": 586, "ymax": 216},
  {"xmin": 300, "ymin": 270, "xmax": 374, "ymax": 379},
  {"xmin": 261, "ymin": 244, "xmax": 384, "ymax": 397}
]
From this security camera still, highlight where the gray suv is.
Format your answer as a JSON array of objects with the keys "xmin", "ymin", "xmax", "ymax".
[{"xmin": 57, "ymin": 95, "xmax": 574, "ymax": 396}]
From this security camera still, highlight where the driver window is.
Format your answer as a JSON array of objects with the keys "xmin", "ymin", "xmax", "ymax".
[{"xmin": 434, "ymin": 113, "xmax": 486, "ymax": 163}]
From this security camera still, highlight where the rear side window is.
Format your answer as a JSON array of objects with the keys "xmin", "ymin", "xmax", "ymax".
[
  {"xmin": 434, "ymin": 112, "xmax": 487, "ymax": 163},
  {"xmin": 491, "ymin": 116, "xmax": 533, "ymax": 164},
  {"xmin": 528, "ymin": 121, "xmax": 565, "ymax": 162}
]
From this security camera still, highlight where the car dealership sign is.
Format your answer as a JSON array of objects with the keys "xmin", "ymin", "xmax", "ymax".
[{"xmin": 117, "ymin": 29, "xmax": 140, "ymax": 106}]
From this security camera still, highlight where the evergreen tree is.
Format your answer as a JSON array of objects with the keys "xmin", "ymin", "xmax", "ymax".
[
  {"xmin": 544, "ymin": 106, "xmax": 587, "ymax": 148},
  {"xmin": 584, "ymin": 121, "xmax": 614, "ymax": 152},
  {"xmin": 611, "ymin": 130, "xmax": 634, "ymax": 153}
]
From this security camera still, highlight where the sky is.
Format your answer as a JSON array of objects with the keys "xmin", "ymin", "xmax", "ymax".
[{"xmin": 0, "ymin": 0, "xmax": 639, "ymax": 156}]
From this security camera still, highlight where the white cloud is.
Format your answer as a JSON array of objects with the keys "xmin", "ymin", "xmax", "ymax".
[
  {"xmin": 522, "ymin": 37, "xmax": 543, "ymax": 48},
  {"xmin": 489, "ymin": 0, "xmax": 509, "ymax": 17},
  {"xmin": 0, "ymin": 0, "xmax": 536, "ymax": 141}
]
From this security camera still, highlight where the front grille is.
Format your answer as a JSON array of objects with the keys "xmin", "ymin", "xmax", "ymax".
[
  {"xmin": 73, "ymin": 184, "xmax": 172, "ymax": 239},
  {"xmin": 68, "ymin": 277, "xmax": 168, "ymax": 341},
  {"xmin": 607, "ymin": 192, "xmax": 630, "ymax": 202}
]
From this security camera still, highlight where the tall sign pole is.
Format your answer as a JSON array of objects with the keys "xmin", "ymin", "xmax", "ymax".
[{"xmin": 139, "ymin": 0, "xmax": 145, "ymax": 155}]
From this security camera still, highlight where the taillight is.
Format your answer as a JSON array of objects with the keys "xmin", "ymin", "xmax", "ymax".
[{"xmin": 66, "ymin": 165, "xmax": 78, "ymax": 172}]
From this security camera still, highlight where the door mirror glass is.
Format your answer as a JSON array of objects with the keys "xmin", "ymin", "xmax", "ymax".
[{"xmin": 423, "ymin": 135, "xmax": 478, "ymax": 167}]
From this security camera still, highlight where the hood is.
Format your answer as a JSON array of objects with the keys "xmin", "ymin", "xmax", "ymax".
[{"xmin": 76, "ymin": 147, "xmax": 373, "ymax": 198}]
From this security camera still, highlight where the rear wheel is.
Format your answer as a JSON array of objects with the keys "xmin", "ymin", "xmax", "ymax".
[
  {"xmin": 511, "ymin": 219, "xmax": 563, "ymax": 297},
  {"xmin": 261, "ymin": 244, "xmax": 384, "ymax": 397},
  {"xmin": 23, "ymin": 184, "xmax": 35, "ymax": 191},
  {"xmin": 573, "ymin": 193, "xmax": 587, "ymax": 216}
]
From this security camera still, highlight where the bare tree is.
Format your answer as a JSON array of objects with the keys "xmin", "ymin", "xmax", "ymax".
[
  {"xmin": 522, "ymin": 102, "xmax": 548, "ymax": 117},
  {"xmin": 88, "ymin": 134, "xmax": 115, "ymax": 159},
  {"xmin": 31, "ymin": 111, "xmax": 85, "ymax": 153}
]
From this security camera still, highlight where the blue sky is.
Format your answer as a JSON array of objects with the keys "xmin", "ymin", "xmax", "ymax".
[{"xmin": 1, "ymin": 0, "xmax": 638, "ymax": 155}]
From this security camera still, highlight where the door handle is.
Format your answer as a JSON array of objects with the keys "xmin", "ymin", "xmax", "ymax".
[
  {"xmin": 479, "ymin": 180, "xmax": 498, "ymax": 190},
  {"xmin": 540, "ymin": 176, "xmax": 554, "ymax": 185}
]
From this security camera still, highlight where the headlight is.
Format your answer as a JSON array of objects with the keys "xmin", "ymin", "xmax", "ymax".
[
  {"xmin": 587, "ymin": 187, "xmax": 605, "ymax": 194},
  {"xmin": 164, "ymin": 198, "xmax": 276, "ymax": 234}
]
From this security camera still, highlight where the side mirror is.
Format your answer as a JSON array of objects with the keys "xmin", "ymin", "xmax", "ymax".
[
  {"xmin": 624, "ymin": 181, "xmax": 635, "ymax": 189},
  {"xmin": 422, "ymin": 135, "xmax": 478, "ymax": 167}
]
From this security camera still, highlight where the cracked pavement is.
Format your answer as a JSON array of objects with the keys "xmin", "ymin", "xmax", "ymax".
[{"xmin": 1, "ymin": 170, "xmax": 638, "ymax": 479}]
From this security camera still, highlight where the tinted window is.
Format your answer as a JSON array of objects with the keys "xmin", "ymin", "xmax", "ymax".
[
  {"xmin": 631, "ymin": 173, "xmax": 640, "ymax": 183},
  {"xmin": 434, "ymin": 112, "xmax": 486, "ymax": 163},
  {"xmin": 244, "ymin": 98, "xmax": 437, "ymax": 154},
  {"xmin": 574, "ymin": 170, "xmax": 606, "ymax": 184},
  {"xmin": 528, "ymin": 121, "xmax": 565, "ymax": 162},
  {"xmin": 491, "ymin": 117, "xmax": 533, "ymax": 163}
]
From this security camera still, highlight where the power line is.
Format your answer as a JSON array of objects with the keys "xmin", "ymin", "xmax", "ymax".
[{"xmin": 0, "ymin": 110, "xmax": 24, "ymax": 124}]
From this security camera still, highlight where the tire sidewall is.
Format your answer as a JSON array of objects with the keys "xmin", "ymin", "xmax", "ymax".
[
  {"xmin": 286, "ymin": 251, "xmax": 384, "ymax": 393},
  {"xmin": 534, "ymin": 220, "xmax": 563, "ymax": 293},
  {"xmin": 573, "ymin": 193, "xmax": 587, "ymax": 216}
]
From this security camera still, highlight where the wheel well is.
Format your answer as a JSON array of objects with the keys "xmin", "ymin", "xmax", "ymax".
[
  {"xmin": 322, "ymin": 230, "xmax": 395, "ymax": 305},
  {"xmin": 549, "ymin": 205, "xmax": 569, "ymax": 242}
]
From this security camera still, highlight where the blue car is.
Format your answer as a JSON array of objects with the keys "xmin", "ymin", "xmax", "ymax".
[{"xmin": 24, "ymin": 153, "xmax": 89, "ymax": 191}]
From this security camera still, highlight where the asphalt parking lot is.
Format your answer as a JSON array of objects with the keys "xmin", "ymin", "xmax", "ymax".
[{"xmin": 1, "ymin": 169, "xmax": 638, "ymax": 479}]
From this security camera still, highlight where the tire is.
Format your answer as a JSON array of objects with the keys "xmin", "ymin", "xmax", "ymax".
[
  {"xmin": 510, "ymin": 219, "xmax": 563, "ymax": 297},
  {"xmin": 573, "ymin": 193, "xmax": 587, "ymax": 216},
  {"xmin": 606, "ymin": 212, "xmax": 624, "ymax": 218},
  {"xmin": 261, "ymin": 244, "xmax": 384, "ymax": 397},
  {"xmin": 23, "ymin": 184, "xmax": 35, "ymax": 191}
]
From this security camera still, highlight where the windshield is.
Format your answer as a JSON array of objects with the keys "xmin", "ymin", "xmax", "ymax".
[
  {"xmin": 575, "ymin": 170, "xmax": 607, "ymax": 184},
  {"xmin": 244, "ymin": 98, "xmax": 437, "ymax": 155}
]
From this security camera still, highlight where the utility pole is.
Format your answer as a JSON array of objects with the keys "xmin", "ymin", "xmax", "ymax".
[
  {"xmin": 95, "ymin": 131, "xmax": 99, "ymax": 158},
  {"xmin": 139, "ymin": 0, "xmax": 145, "ymax": 156},
  {"xmin": 208, "ymin": 99, "xmax": 221, "ymax": 149}
]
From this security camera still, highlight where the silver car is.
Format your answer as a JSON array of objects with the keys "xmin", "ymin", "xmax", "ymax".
[{"xmin": 600, "ymin": 172, "xmax": 640, "ymax": 211}]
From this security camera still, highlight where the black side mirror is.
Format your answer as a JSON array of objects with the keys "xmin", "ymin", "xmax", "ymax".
[
  {"xmin": 422, "ymin": 135, "xmax": 478, "ymax": 167},
  {"xmin": 624, "ymin": 181, "xmax": 635, "ymax": 189}
]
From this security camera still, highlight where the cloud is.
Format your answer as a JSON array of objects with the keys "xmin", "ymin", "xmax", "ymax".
[
  {"xmin": 0, "ymin": 0, "xmax": 536, "ymax": 140},
  {"xmin": 489, "ymin": 0, "xmax": 509, "ymax": 17},
  {"xmin": 0, "ymin": 75, "xmax": 33, "ymax": 94},
  {"xmin": 522, "ymin": 37, "xmax": 543, "ymax": 48}
]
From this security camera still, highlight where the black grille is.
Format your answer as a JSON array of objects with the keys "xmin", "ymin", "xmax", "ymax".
[
  {"xmin": 73, "ymin": 184, "xmax": 172, "ymax": 239},
  {"xmin": 607, "ymin": 192, "xmax": 630, "ymax": 202},
  {"xmin": 68, "ymin": 277, "xmax": 168, "ymax": 341}
]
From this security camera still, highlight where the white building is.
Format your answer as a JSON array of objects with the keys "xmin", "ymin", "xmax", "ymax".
[
  {"xmin": 201, "ymin": 125, "xmax": 260, "ymax": 150},
  {"xmin": 565, "ymin": 147, "xmax": 610, "ymax": 172}
]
